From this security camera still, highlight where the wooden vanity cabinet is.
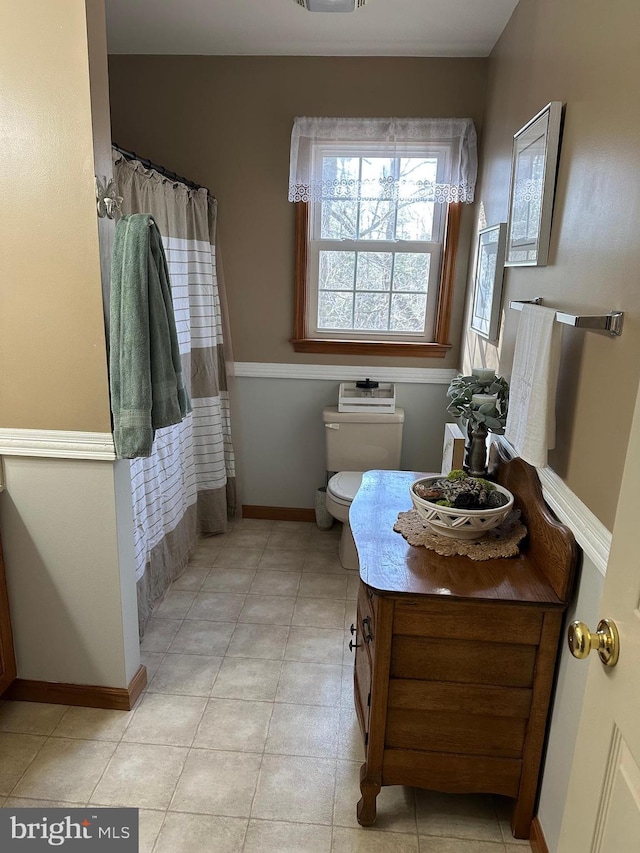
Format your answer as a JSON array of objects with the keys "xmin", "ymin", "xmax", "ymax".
[
  {"xmin": 349, "ymin": 450, "xmax": 577, "ymax": 840},
  {"xmin": 0, "ymin": 533, "xmax": 17, "ymax": 697}
]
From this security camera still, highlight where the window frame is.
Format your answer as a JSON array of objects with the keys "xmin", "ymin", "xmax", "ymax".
[
  {"xmin": 291, "ymin": 140, "xmax": 461, "ymax": 357},
  {"xmin": 291, "ymin": 200, "xmax": 461, "ymax": 357}
]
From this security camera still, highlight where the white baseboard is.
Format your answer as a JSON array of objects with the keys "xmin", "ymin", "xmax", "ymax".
[
  {"xmin": 497, "ymin": 436, "xmax": 611, "ymax": 577},
  {"xmin": 233, "ymin": 362, "xmax": 457, "ymax": 384},
  {"xmin": 0, "ymin": 429, "xmax": 116, "ymax": 461}
]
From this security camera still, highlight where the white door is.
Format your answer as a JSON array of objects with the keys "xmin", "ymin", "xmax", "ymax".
[{"xmin": 558, "ymin": 386, "xmax": 640, "ymax": 851}]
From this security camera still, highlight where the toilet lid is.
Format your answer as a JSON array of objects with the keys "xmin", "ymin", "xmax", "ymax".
[{"xmin": 327, "ymin": 471, "xmax": 364, "ymax": 504}]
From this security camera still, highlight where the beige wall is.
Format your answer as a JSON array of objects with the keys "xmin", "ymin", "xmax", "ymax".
[
  {"xmin": 107, "ymin": 56, "xmax": 488, "ymax": 369},
  {"xmin": 0, "ymin": 0, "xmax": 112, "ymax": 433},
  {"xmin": 463, "ymin": 0, "xmax": 640, "ymax": 530}
]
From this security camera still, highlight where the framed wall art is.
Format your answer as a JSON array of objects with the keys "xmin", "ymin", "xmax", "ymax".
[
  {"xmin": 505, "ymin": 101, "xmax": 563, "ymax": 267},
  {"xmin": 469, "ymin": 223, "xmax": 507, "ymax": 342}
]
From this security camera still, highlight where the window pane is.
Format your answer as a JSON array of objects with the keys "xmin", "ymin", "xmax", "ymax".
[
  {"xmin": 319, "ymin": 251, "xmax": 355, "ymax": 290},
  {"xmin": 392, "ymin": 253, "xmax": 430, "ymax": 293},
  {"xmin": 354, "ymin": 292, "xmax": 390, "ymax": 331},
  {"xmin": 355, "ymin": 252, "xmax": 392, "ymax": 291},
  {"xmin": 322, "ymin": 156, "xmax": 359, "ymax": 187},
  {"xmin": 390, "ymin": 293, "xmax": 428, "ymax": 332},
  {"xmin": 321, "ymin": 200, "xmax": 357, "ymax": 239},
  {"xmin": 318, "ymin": 292, "xmax": 353, "ymax": 329},
  {"xmin": 360, "ymin": 157, "xmax": 395, "ymax": 199},
  {"xmin": 398, "ymin": 157, "xmax": 438, "ymax": 199},
  {"xmin": 395, "ymin": 201, "xmax": 434, "ymax": 241},
  {"xmin": 358, "ymin": 201, "xmax": 396, "ymax": 240}
]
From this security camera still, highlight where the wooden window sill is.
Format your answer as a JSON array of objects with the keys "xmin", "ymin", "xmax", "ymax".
[{"xmin": 290, "ymin": 338, "xmax": 451, "ymax": 357}]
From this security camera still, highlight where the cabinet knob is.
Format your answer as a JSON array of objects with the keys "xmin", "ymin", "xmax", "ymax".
[
  {"xmin": 349, "ymin": 639, "xmax": 361, "ymax": 652},
  {"xmin": 567, "ymin": 618, "xmax": 619, "ymax": 667},
  {"xmin": 350, "ymin": 623, "xmax": 356, "ymax": 635}
]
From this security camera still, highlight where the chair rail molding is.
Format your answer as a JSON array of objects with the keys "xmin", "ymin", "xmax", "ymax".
[
  {"xmin": 496, "ymin": 436, "xmax": 611, "ymax": 577},
  {"xmin": 233, "ymin": 362, "xmax": 458, "ymax": 384},
  {"xmin": 0, "ymin": 428, "xmax": 116, "ymax": 461}
]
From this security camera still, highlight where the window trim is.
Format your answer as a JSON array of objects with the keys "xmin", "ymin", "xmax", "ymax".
[{"xmin": 291, "ymin": 201, "xmax": 461, "ymax": 357}]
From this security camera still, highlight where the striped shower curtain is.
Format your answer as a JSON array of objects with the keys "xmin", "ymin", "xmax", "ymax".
[{"xmin": 113, "ymin": 152, "xmax": 236, "ymax": 635}]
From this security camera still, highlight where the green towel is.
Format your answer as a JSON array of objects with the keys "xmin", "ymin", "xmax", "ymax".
[{"xmin": 110, "ymin": 214, "xmax": 191, "ymax": 458}]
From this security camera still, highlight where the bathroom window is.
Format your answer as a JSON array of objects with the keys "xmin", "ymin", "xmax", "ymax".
[
  {"xmin": 314, "ymin": 147, "xmax": 448, "ymax": 339},
  {"xmin": 288, "ymin": 118, "xmax": 476, "ymax": 356}
]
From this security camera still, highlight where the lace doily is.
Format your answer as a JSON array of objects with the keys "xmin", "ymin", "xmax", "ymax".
[{"xmin": 394, "ymin": 509, "xmax": 527, "ymax": 560}]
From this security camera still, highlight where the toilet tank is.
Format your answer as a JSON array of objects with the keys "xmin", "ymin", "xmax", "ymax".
[{"xmin": 322, "ymin": 406, "xmax": 405, "ymax": 472}]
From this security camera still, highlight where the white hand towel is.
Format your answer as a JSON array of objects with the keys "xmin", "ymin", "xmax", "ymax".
[{"xmin": 505, "ymin": 304, "xmax": 562, "ymax": 468}]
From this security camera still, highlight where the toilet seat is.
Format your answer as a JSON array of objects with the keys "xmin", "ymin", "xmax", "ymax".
[{"xmin": 327, "ymin": 471, "xmax": 364, "ymax": 506}]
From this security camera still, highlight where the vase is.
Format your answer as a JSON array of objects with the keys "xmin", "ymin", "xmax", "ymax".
[{"xmin": 464, "ymin": 421, "xmax": 489, "ymax": 478}]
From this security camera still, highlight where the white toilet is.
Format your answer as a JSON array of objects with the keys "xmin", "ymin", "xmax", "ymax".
[{"xmin": 322, "ymin": 406, "xmax": 405, "ymax": 570}]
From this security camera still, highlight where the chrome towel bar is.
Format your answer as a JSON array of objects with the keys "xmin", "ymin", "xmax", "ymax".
[{"xmin": 509, "ymin": 298, "xmax": 624, "ymax": 337}]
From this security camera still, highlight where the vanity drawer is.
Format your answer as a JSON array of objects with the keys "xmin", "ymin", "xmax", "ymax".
[
  {"xmin": 385, "ymin": 708, "xmax": 527, "ymax": 758},
  {"xmin": 387, "ymin": 679, "xmax": 533, "ymax": 719},
  {"xmin": 393, "ymin": 600, "xmax": 543, "ymax": 646},
  {"xmin": 390, "ymin": 636, "xmax": 537, "ymax": 688},
  {"xmin": 385, "ymin": 678, "xmax": 531, "ymax": 760}
]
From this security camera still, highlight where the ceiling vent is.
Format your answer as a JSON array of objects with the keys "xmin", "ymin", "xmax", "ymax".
[{"xmin": 294, "ymin": 0, "xmax": 367, "ymax": 12}]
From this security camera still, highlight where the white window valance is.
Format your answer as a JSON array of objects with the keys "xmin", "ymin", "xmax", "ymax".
[{"xmin": 288, "ymin": 116, "xmax": 478, "ymax": 205}]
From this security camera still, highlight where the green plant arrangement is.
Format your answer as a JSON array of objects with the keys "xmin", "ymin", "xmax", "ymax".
[
  {"xmin": 446, "ymin": 372, "xmax": 509, "ymax": 433},
  {"xmin": 445, "ymin": 370, "xmax": 509, "ymax": 476}
]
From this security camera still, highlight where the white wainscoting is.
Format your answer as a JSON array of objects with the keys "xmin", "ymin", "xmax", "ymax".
[
  {"xmin": 0, "ymin": 403, "xmax": 612, "ymax": 574},
  {"xmin": 0, "ymin": 455, "xmax": 139, "ymax": 686},
  {"xmin": 0, "ymin": 428, "xmax": 116, "ymax": 460},
  {"xmin": 234, "ymin": 372, "xmax": 452, "ymax": 508},
  {"xmin": 234, "ymin": 368, "xmax": 613, "ymax": 576},
  {"xmin": 496, "ymin": 436, "xmax": 611, "ymax": 577}
]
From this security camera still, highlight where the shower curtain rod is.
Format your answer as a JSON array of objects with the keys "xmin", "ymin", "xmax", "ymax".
[{"xmin": 112, "ymin": 142, "xmax": 209, "ymax": 193}]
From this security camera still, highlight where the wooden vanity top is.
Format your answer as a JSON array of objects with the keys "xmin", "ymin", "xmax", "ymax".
[{"xmin": 350, "ymin": 450, "xmax": 578, "ymax": 607}]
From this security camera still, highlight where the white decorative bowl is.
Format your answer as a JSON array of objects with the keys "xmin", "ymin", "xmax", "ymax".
[{"xmin": 410, "ymin": 477, "xmax": 514, "ymax": 541}]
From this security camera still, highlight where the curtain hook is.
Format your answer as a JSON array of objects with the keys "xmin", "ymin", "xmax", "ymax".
[{"xmin": 95, "ymin": 175, "xmax": 123, "ymax": 219}]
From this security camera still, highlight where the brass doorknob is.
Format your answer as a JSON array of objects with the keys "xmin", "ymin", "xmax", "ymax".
[{"xmin": 567, "ymin": 619, "xmax": 619, "ymax": 667}]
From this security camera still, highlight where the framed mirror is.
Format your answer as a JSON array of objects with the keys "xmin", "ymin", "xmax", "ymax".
[
  {"xmin": 470, "ymin": 223, "xmax": 507, "ymax": 342},
  {"xmin": 505, "ymin": 101, "xmax": 563, "ymax": 267}
]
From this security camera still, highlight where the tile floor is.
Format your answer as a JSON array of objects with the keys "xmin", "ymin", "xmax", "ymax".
[{"xmin": 0, "ymin": 519, "xmax": 532, "ymax": 852}]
